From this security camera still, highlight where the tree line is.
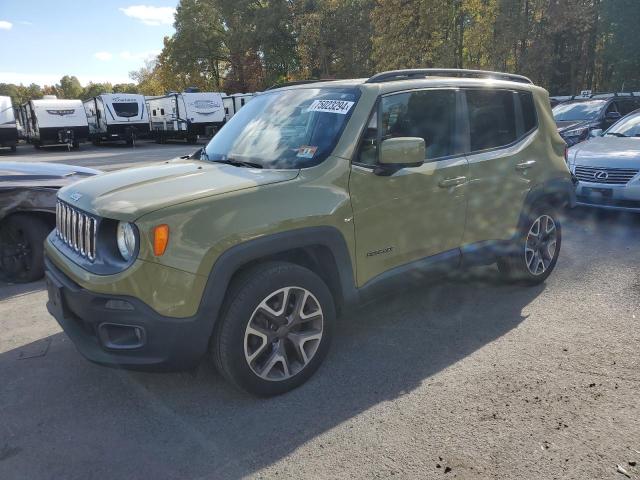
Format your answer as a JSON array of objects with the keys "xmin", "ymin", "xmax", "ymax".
[{"xmin": 3, "ymin": 0, "xmax": 639, "ymax": 104}]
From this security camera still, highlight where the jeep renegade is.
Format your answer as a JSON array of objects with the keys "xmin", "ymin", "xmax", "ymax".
[{"xmin": 45, "ymin": 69, "xmax": 575, "ymax": 396}]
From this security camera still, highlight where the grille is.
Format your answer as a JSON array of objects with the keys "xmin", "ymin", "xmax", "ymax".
[
  {"xmin": 574, "ymin": 165, "xmax": 639, "ymax": 185},
  {"xmin": 55, "ymin": 201, "xmax": 97, "ymax": 261}
]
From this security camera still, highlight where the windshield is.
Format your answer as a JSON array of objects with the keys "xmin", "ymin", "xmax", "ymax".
[
  {"xmin": 203, "ymin": 87, "xmax": 361, "ymax": 169},
  {"xmin": 552, "ymin": 100, "xmax": 606, "ymax": 122},
  {"xmin": 605, "ymin": 111, "xmax": 640, "ymax": 137},
  {"xmin": 112, "ymin": 102, "xmax": 139, "ymax": 118}
]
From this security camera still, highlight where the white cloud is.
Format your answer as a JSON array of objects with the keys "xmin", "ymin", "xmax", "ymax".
[
  {"xmin": 94, "ymin": 51, "xmax": 114, "ymax": 61},
  {"xmin": 119, "ymin": 5, "xmax": 175, "ymax": 26},
  {"xmin": 0, "ymin": 21, "xmax": 13, "ymax": 30},
  {"xmin": 119, "ymin": 50, "xmax": 160, "ymax": 61}
]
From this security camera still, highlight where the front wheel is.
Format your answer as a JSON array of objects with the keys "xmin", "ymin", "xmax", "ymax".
[
  {"xmin": 497, "ymin": 204, "xmax": 561, "ymax": 285},
  {"xmin": 212, "ymin": 262, "xmax": 335, "ymax": 396}
]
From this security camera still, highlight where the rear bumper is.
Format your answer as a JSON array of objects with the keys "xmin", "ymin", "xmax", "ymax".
[{"xmin": 44, "ymin": 256, "xmax": 212, "ymax": 371}]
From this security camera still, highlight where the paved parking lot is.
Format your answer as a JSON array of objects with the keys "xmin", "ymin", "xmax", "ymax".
[
  {"xmin": 1, "ymin": 146, "xmax": 639, "ymax": 479},
  {"xmin": 0, "ymin": 139, "xmax": 204, "ymax": 171}
]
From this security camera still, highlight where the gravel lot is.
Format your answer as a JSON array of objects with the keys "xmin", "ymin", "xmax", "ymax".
[{"xmin": 1, "ymin": 145, "xmax": 639, "ymax": 479}]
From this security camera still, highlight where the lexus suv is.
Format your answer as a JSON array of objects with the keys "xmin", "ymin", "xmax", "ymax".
[{"xmin": 45, "ymin": 69, "xmax": 574, "ymax": 396}]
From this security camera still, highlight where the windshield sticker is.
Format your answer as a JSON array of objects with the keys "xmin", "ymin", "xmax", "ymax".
[
  {"xmin": 297, "ymin": 146, "xmax": 318, "ymax": 158},
  {"xmin": 307, "ymin": 100, "xmax": 355, "ymax": 115}
]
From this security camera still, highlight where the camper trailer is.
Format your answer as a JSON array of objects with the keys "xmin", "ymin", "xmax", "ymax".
[
  {"xmin": 147, "ymin": 91, "xmax": 225, "ymax": 143},
  {"xmin": 23, "ymin": 96, "xmax": 88, "ymax": 149},
  {"xmin": 83, "ymin": 93, "xmax": 149, "ymax": 145},
  {"xmin": 0, "ymin": 96, "xmax": 18, "ymax": 152},
  {"xmin": 222, "ymin": 93, "xmax": 254, "ymax": 122}
]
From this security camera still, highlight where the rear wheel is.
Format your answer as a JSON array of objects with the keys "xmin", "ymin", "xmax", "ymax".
[
  {"xmin": 497, "ymin": 204, "xmax": 561, "ymax": 285},
  {"xmin": 212, "ymin": 262, "xmax": 335, "ymax": 396},
  {"xmin": 0, "ymin": 214, "xmax": 51, "ymax": 283}
]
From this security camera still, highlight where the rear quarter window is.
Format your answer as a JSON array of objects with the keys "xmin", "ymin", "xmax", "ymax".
[
  {"xmin": 518, "ymin": 91, "xmax": 537, "ymax": 133},
  {"xmin": 466, "ymin": 89, "xmax": 517, "ymax": 152}
]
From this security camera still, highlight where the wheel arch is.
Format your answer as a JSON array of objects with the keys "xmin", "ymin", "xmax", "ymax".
[
  {"xmin": 518, "ymin": 177, "xmax": 575, "ymax": 230},
  {"xmin": 199, "ymin": 227, "xmax": 357, "ymax": 331}
]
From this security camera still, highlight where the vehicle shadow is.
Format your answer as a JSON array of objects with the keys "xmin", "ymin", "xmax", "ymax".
[
  {"xmin": 0, "ymin": 265, "xmax": 543, "ymax": 480},
  {"xmin": 0, "ymin": 279, "xmax": 44, "ymax": 302}
]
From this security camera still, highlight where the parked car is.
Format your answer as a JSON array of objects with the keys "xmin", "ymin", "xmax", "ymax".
[
  {"xmin": 552, "ymin": 93, "xmax": 640, "ymax": 146},
  {"xmin": 567, "ymin": 109, "xmax": 640, "ymax": 212},
  {"xmin": 0, "ymin": 162, "xmax": 99, "ymax": 283},
  {"xmin": 44, "ymin": 69, "xmax": 574, "ymax": 396}
]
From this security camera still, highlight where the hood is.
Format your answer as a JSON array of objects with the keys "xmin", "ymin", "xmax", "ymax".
[
  {"xmin": 556, "ymin": 120, "xmax": 591, "ymax": 132},
  {"xmin": 0, "ymin": 162, "xmax": 100, "ymax": 189},
  {"xmin": 58, "ymin": 159, "xmax": 300, "ymax": 221},
  {"xmin": 570, "ymin": 136, "xmax": 640, "ymax": 168}
]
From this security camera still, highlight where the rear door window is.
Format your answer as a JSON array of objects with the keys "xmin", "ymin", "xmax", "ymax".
[{"xmin": 466, "ymin": 89, "xmax": 517, "ymax": 152}]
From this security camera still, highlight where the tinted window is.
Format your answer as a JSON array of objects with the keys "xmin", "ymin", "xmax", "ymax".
[
  {"xmin": 518, "ymin": 91, "xmax": 537, "ymax": 133},
  {"xmin": 113, "ymin": 102, "xmax": 139, "ymax": 118},
  {"xmin": 381, "ymin": 89, "xmax": 457, "ymax": 160},
  {"xmin": 356, "ymin": 110, "xmax": 378, "ymax": 165},
  {"xmin": 618, "ymin": 100, "xmax": 636, "ymax": 115},
  {"xmin": 553, "ymin": 100, "xmax": 606, "ymax": 121},
  {"xmin": 466, "ymin": 90, "xmax": 517, "ymax": 152}
]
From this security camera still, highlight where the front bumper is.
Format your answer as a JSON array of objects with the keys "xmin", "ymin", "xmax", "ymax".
[
  {"xmin": 574, "ymin": 181, "xmax": 640, "ymax": 212},
  {"xmin": 44, "ymin": 256, "xmax": 213, "ymax": 370}
]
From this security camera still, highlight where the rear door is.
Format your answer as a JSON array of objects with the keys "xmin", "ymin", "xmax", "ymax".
[
  {"xmin": 349, "ymin": 88, "xmax": 468, "ymax": 285},
  {"xmin": 462, "ymin": 89, "xmax": 541, "ymax": 245}
]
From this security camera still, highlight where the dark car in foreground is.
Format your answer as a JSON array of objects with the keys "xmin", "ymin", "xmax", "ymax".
[
  {"xmin": 552, "ymin": 93, "xmax": 640, "ymax": 146},
  {"xmin": 0, "ymin": 162, "xmax": 99, "ymax": 283}
]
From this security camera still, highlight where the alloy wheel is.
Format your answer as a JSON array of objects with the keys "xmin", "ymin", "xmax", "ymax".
[
  {"xmin": 244, "ymin": 286, "xmax": 324, "ymax": 381},
  {"xmin": 524, "ymin": 214, "xmax": 557, "ymax": 276}
]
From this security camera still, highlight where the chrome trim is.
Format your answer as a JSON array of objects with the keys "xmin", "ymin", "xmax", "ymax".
[{"xmin": 55, "ymin": 200, "xmax": 98, "ymax": 262}]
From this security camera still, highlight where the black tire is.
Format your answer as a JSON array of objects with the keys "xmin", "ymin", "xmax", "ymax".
[
  {"xmin": 92, "ymin": 137, "xmax": 101, "ymax": 146},
  {"xmin": 10, "ymin": 145, "xmax": 16, "ymax": 152},
  {"xmin": 72, "ymin": 140, "xmax": 80, "ymax": 150},
  {"xmin": 187, "ymin": 135, "xmax": 198, "ymax": 144},
  {"xmin": 0, "ymin": 214, "xmax": 51, "ymax": 283},
  {"xmin": 211, "ymin": 261, "xmax": 335, "ymax": 396},
  {"xmin": 34, "ymin": 142, "xmax": 41, "ymax": 150},
  {"xmin": 497, "ymin": 203, "xmax": 562, "ymax": 285}
]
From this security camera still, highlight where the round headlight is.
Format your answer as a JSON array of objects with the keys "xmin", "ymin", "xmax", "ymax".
[{"xmin": 116, "ymin": 222, "xmax": 137, "ymax": 261}]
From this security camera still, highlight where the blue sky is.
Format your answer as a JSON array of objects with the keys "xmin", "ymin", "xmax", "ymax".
[{"xmin": 0, "ymin": 1, "xmax": 177, "ymax": 86}]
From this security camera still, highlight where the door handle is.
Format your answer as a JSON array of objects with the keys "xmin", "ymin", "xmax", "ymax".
[
  {"xmin": 515, "ymin": 160, "xmax": 536, "ymax": 171},
  {"xmin": 438, "ymin": 176, "xmax": 467, "ymax": 188}
]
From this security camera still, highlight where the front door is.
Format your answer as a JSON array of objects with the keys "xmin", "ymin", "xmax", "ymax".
[{"xmin": 349, "ymin": 88, "xmax": 469, "ymax": 286}]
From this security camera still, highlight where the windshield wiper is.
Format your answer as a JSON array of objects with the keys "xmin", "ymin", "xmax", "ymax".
[
  {"xmin": 211, "ymin": 158, "xmax": 263, "ymax": 169},
  {"xmin": 604, "ymin": 132, "xmax": 627, "ymax": 137}
]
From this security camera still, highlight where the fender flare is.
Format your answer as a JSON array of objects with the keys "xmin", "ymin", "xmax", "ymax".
[
  {"xmin": 197, "ymin": 226, "xmax": 358, "ymax": 329},
  {"xmin": 518, "ymin": 176, "xmax": 576, "ymax": 229}
]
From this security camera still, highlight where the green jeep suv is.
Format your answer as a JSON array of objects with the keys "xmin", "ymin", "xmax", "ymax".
[{"xmin": 45, "ymin": 69, "xmax": 574, "ymax": 396}]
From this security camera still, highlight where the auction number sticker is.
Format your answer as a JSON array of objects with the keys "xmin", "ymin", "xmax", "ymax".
[
  {"xmin": 308, "ymin": 100, "xmax": 355, "ymax": 115},
  {"xmin": 297, "ymin": 145, "xmax": 318, "ymax": 158}
]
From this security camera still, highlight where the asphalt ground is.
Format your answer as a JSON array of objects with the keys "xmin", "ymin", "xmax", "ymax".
[{"xmin": 0, "ymin": 143, "xmax": 639, "ymax": 479}]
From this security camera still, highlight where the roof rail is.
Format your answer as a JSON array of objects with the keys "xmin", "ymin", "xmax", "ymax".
[
  {"xmin": 366, "ymin": 69, "xmax": 533, "ymax": 85},
  {"xmin": 265, "ymin": 79, "xmax": 334, "ymax": 91}
]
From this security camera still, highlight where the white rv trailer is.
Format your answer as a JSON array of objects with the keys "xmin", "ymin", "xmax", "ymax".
[
  {"xmin": 222, "ymin": 93, "xmax": 254, "ymax": 122},
  {"xmin": 83, "ymin": 93, "xmax": 149, "ymax": 145},
  {"xmin": 147, "ymin": 91, "xmax": 225, "ymax": 143},
  {"xmin": 0, "ymin": 96, "xmax": 18, "ymax": 152},
  {"xmin": 23, "ymin": 96, "xmax": 89, "ymax": 149}
]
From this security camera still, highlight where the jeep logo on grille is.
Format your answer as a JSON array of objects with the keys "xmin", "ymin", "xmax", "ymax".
[
  {"xmin": 69, "ymin": 192, "xmax": 83, "ymax": 202},
  {"xmin": 594, "ymin": 170, "xmax": 609, "ymax": 180}
]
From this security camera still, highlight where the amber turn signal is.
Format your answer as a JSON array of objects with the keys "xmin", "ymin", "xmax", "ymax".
[{"xmin": 153, "ymin": 224, "xmax": 170, "ymax": 256}]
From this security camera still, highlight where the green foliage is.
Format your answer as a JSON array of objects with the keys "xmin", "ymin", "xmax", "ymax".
[{"xmin": 4, "ymin": 0, "xmax": 640, "ymax": 102}]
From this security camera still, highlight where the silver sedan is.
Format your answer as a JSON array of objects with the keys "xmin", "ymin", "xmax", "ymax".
[{"xmin": 568, "ymin": 110, "xmax": 640, "ymax": 212}]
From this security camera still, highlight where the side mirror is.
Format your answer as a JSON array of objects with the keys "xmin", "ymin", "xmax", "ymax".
[
  {"xmin": 375, "ymin": 137, "xmax": 425, "ymax": 176},
  {"xmin": 589, "ymin": 129, "xmax": 603, "ymax": 138},
  {"xmin": 605, "ymin": 111, "xmax": 622, "ymax": 121}
]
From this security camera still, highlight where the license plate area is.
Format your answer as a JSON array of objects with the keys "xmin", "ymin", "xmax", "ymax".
[{"xmin": 583, "ymin": 187, "xmax": 613, "ymax": 199}]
